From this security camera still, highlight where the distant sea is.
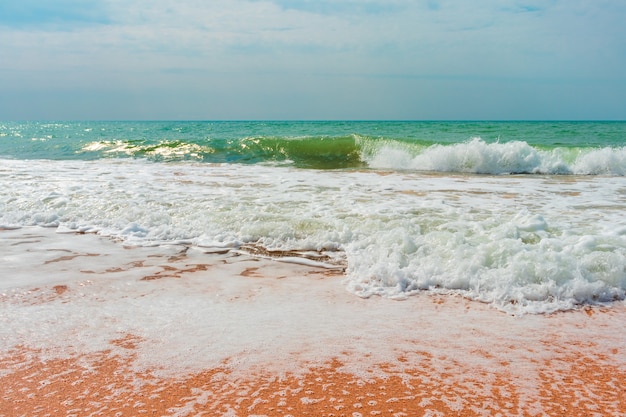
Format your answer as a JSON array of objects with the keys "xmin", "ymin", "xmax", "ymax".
[{"xmin": 1, "ymin": 121, "xmax": 625, "ymax": 313}]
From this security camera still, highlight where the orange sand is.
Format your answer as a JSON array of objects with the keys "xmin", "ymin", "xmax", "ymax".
[{"xmin": 2, "ymin": 324, "xmax": 624, "ymax": 417}]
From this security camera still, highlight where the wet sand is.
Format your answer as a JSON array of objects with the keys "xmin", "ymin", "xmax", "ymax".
[
  {"xmin": 1, "ymin": 228, "xmax": 625, "ymax": 416},
  {"xmin": 3, "ymin": 340, "xmax": 625, "ymax": 416}
]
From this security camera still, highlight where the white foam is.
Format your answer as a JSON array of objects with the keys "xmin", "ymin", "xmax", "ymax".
[
  {"xmin": 1, "ymin": 158, "xmax": 625, "ymax": 313},
  {"xmin": 366, "ymin": 138, "xmax": 626, "ymax": 175},
  {"xmin": 573, "ymin": 146, "xmax": 626, "ymax": 175}
]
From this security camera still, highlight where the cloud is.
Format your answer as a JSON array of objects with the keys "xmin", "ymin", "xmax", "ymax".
[
  {"xmin": 0, "ymin": 0, "xmax": 111, "ymax": 28},
  {"xmin": 0, "ymin": 0, "xmax": 624, "ymax": 119},
  {"xmin": 251, "ymin": 0, "xmax": 403, "ymax": 15}
]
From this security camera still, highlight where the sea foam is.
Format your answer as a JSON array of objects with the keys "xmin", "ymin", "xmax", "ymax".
[
  {"xmin": 1, "ymin": 158, "xmax": 625, "ymax": 314},
  {"xmin": 366, "ymin": 138, "xmax": 626, "ymax": 175}
]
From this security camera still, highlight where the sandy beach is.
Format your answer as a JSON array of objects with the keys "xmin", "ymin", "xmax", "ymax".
[{"xmin": 1, "ymin": 227, "xmax": 625, "ymax": 416}]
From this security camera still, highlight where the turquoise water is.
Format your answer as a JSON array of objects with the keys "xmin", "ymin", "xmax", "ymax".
[{"xmin": 1, "ymin": 121, "xmax": 625, "ymax": 172}]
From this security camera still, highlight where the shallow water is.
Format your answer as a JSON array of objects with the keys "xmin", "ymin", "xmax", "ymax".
[
  {"xmin": 1, "ymin": 158, "xmax": 625, "ymax": 313},
  {"xmin": 2, "ymin": 121, "xmax": 626, "ymax": 313},
  {"xmin": 1, "ymin": 227, "xmax": 625, "ymax": 417}
]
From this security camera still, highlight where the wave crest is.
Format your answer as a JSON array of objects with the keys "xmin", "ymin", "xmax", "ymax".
[
  {"xmin": 80, "ymin": 136, "xmax": 626, "ymax": 175},
  {"xmin": 365, "ymin": 138, "xmax": 626, "ymax": 175}
]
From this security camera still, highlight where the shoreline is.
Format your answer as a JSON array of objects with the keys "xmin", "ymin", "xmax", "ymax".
[{"xmin": 1, "ymin": 227, "xmax": 625, "ymax": 416}]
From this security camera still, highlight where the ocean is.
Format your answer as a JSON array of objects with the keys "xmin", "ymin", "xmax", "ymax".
[{"xmin": 1, "ymin": 120, "xmax": 626, "ymax": 314}]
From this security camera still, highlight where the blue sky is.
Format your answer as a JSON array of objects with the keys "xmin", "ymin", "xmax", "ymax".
[{"xmin": 0, "ymin": 0, "xmax": 624, "ymax": 120}]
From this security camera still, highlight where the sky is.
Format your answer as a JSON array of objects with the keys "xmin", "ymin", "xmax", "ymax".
[{"xmin": 0, "ymin": 0, "xmax": 625, "ymax": 120}]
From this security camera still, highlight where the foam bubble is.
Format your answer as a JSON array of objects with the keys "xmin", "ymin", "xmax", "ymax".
[
  {"xmin": 573, "ymin": 146, "xmax": 626, "ymax": 175},
  {"xmin": 365, "ymin": 138, "xmax": 626, "ymax": 176},
  {"xmin": 1, "ymin": 158, "xmax": 625, "ymax": 313}
]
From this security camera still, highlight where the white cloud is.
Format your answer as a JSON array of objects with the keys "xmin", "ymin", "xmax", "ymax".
[
  {"xmin": 0, "ymin": 0, "xmax": 110, "ymax": 27},
  {"xmin": 0, "ymin": 0, "xmax": 624, "ymax": 119}
]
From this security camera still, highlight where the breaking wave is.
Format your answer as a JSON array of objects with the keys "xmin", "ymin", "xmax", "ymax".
[{"xmin": 79, "ymin": 136, "xmax": 626, "ymax": 175}]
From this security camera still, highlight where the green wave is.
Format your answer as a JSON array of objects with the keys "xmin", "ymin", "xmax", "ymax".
[
  {"xmin": 80, "ymin": 135, "xmax": 380, "ymax": 169},
  {"xmin": 79, "ymin": 135, "xmax": 440, "ymax": 169},
  {"xmin": 77, "ymin": 134, "xmax": 626, "ymax": 175},
  {"xmin": 235, "ymin": 135, "xmax": 364, "ymax": 168}
]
